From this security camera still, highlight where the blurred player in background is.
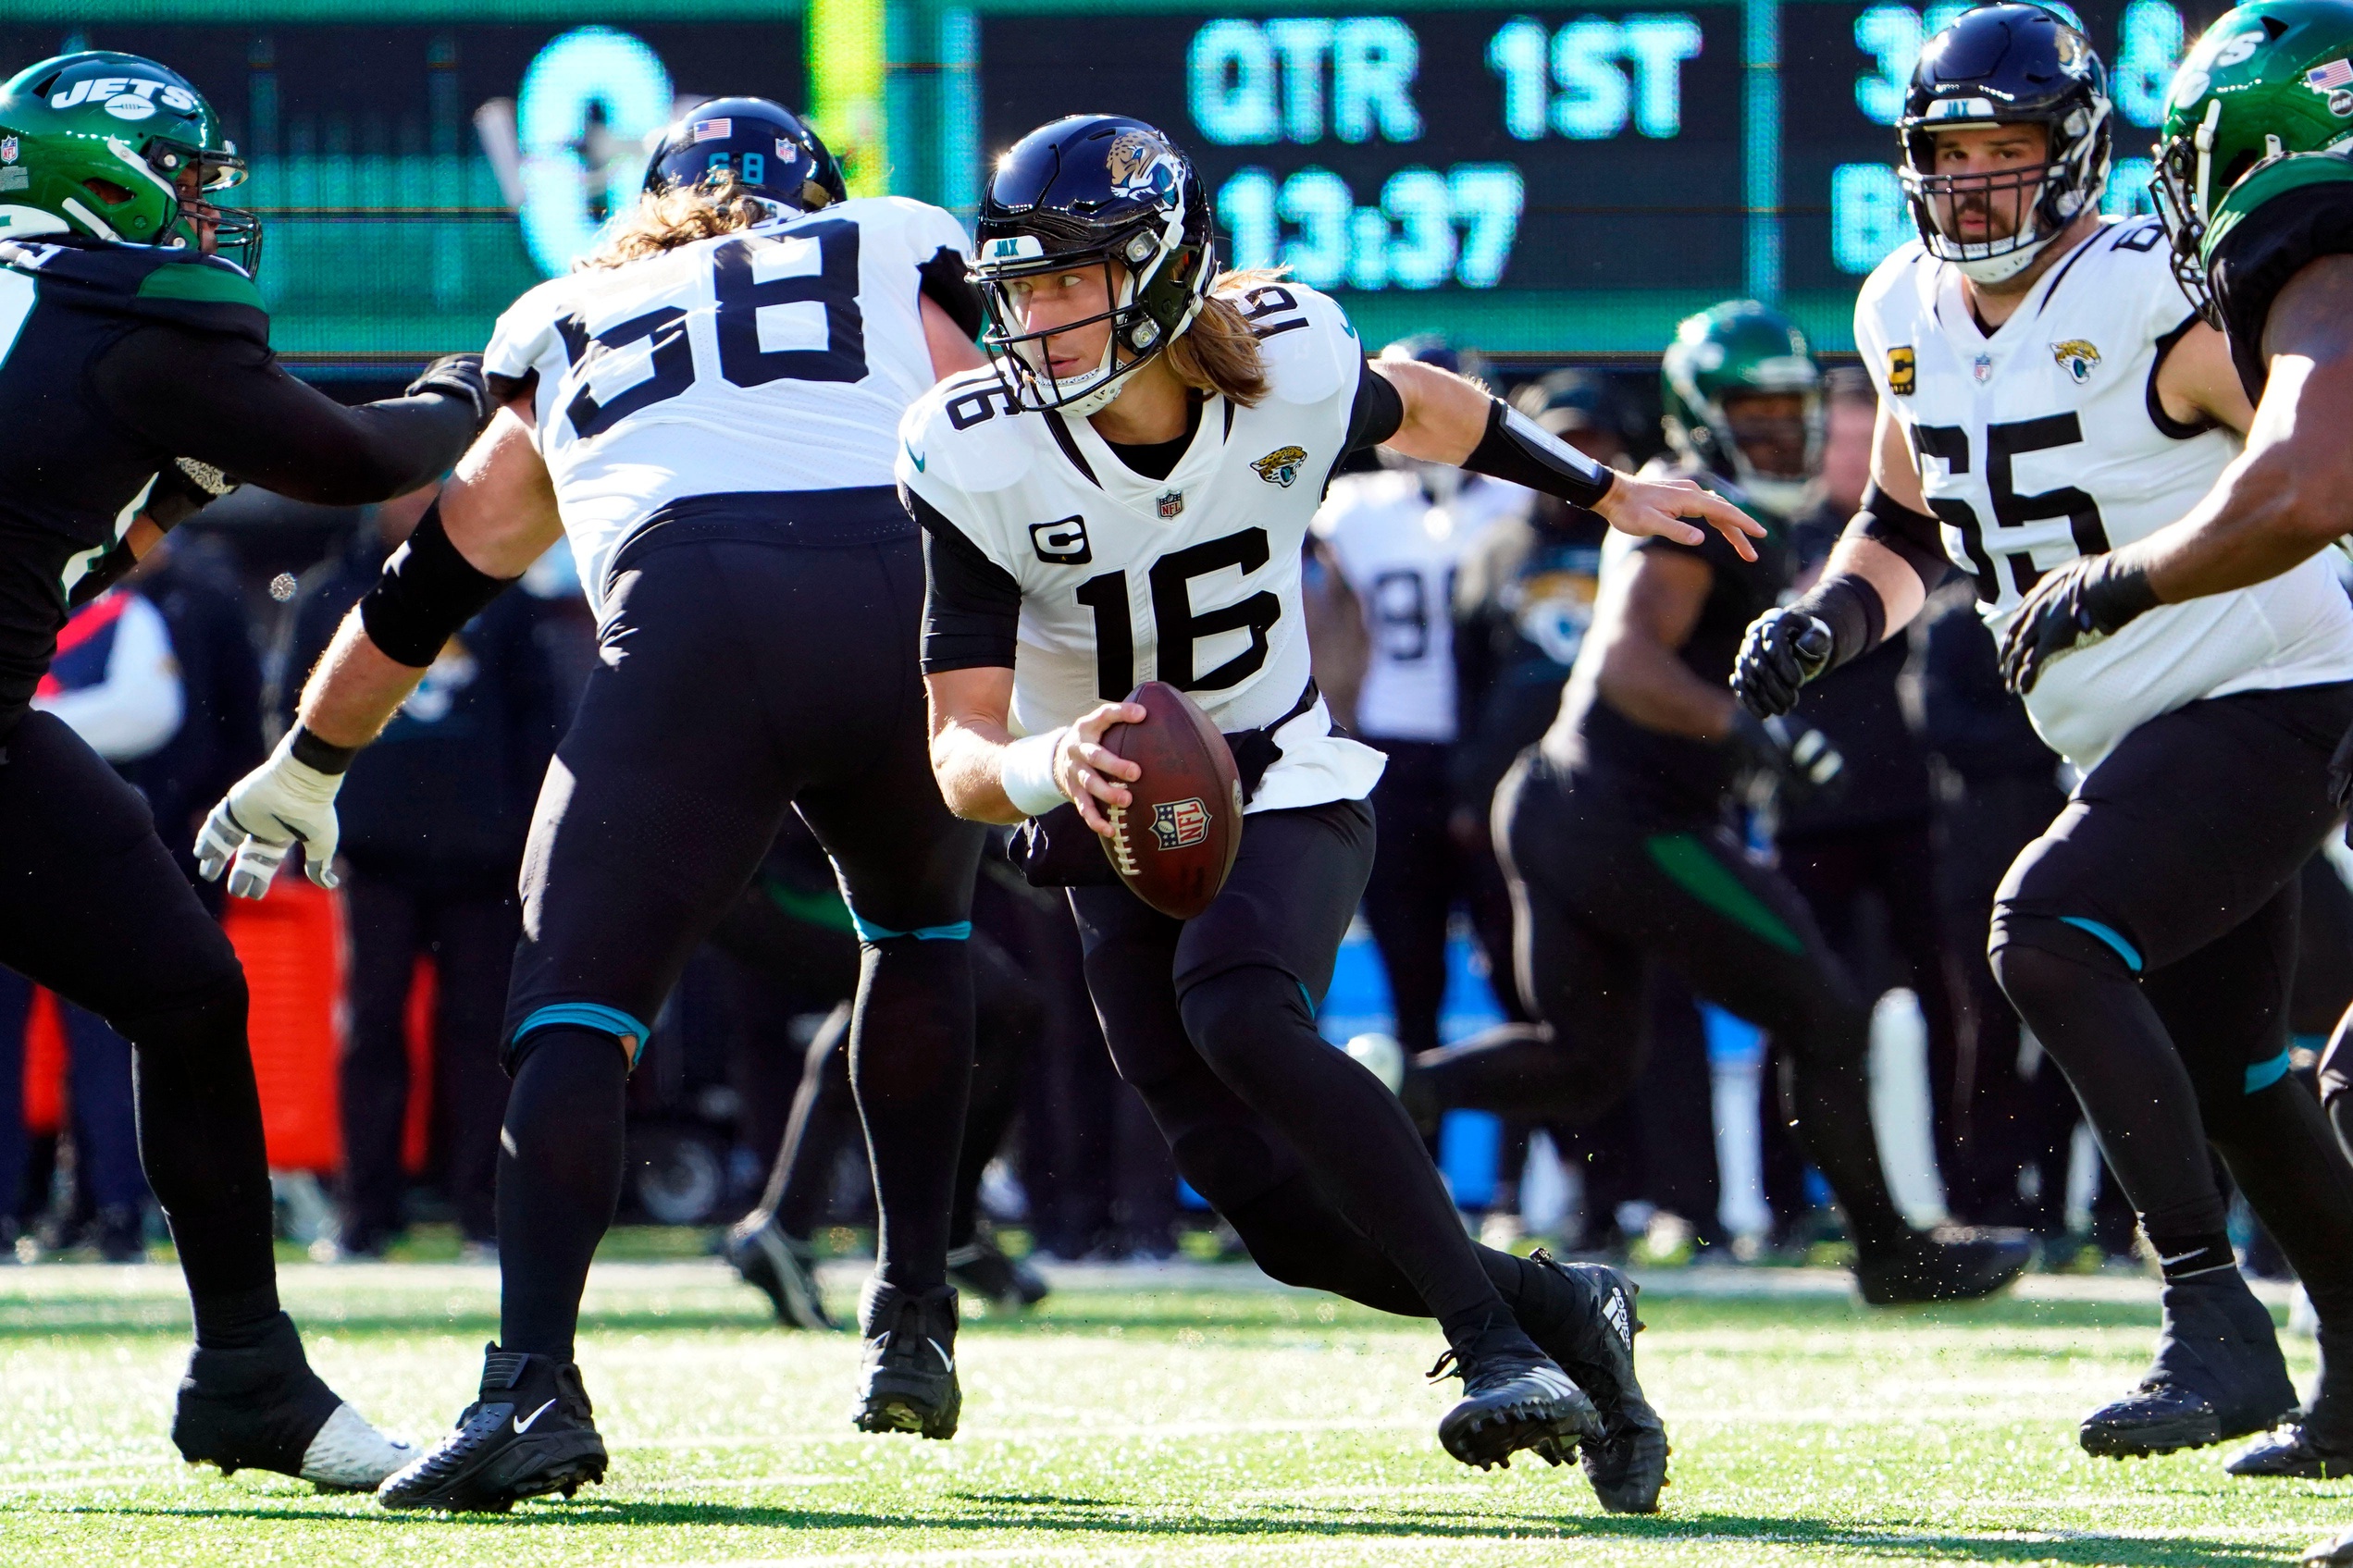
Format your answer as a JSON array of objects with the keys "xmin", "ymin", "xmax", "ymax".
[
  {"xmin": 0, "ymin": 48, "xmax": 492, "ymax": 1488},
  {"xmin": 1309, "ymin": 334, "xmax": 1528, "ymax": 1063},
  {"xmin": 1987, "ymin": 0, "xmax": 2353, "ymax": 1479},
  {"xmin": 1736, "ymin": 4, "xmax": 2353, "ymax": 1466},
  {"xmin": 1417, "ymin": 301, "xmax": 2029, "ymax": 1303},
  {"xmin": 911, "ymin": 112, "xmax": 1759, "ymax": 1500},
  {"xmin": 204, "ymin": 99, "xmax": 993, "ymax": 1509}
]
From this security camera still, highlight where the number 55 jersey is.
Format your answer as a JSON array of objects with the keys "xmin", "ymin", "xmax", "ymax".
[
  {"xmin": 900, "ymin": 278, "xmax": 1387, "ymax": 813},
  {"xmin": 484, "ymin": 195, "xmax": 970, "ymax": 615},
  {"xmin": 1854, "ymin": 215, "xmax": 2353, "ymax": 768}
]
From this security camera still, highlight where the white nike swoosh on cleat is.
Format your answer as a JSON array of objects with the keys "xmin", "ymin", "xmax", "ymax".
[
  {"xmin": 513, "ymin": 1399, "xmax": 557, "ymax": 1434},
  {"xmin": 928, "ymin": 1338, "xmax": 954, "ymax": 1374}
]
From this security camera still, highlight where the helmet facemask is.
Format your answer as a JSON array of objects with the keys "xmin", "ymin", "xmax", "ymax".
[
  {"xmin": 148, "ymin": 137, "xmax": 258, "ymax": 273},
  {"xmin": 975, "ymin": 208, "xmax": 1206, "ymax": 418},
  {"xmin": 1901, "ymin": 100, "xmax": 2112, "ymax": 285}
]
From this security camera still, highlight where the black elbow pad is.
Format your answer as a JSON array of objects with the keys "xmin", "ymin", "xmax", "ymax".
[
  {"xmin": 1855, "ymin": 483, "xmax": 1952, "ymax": 592},
  {"xmin": 358, "ymin": 500, "xmax": 515, "ymax": 667}
]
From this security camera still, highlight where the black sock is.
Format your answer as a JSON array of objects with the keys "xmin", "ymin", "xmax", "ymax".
[
  {"xmin": 497, "ymin": 1028, "xmax": 627, "ymax": 1361},
  {"xmin": 1990, "ymin": 929, "xmax": 2230, "ymax": 1238},
  {"xmin": 950, "ymin": 938, "xmax": 1040, "ymax": 1251},
  {"xmin": 1178, "ymin": 965, "xmax": 1505, "ymax": 1330},
  {"xmin": 1776, "ymin": 1019, "xmax": 1913, "ymax": 1253},
  {"xmin": 761, "ymin": 1003, "xmax": 854, "ymax": 1239},
  {"xmin": 118, "ymin": 981, "xmax": 282, "ymax": 1346},
  {"xmin": 849, "ymin": 938, "xmax": 973, "ymax": 1292},
  {"xmin": 2214, "ymin": 1080, "xmax": 2353, "ymax": 1321}
]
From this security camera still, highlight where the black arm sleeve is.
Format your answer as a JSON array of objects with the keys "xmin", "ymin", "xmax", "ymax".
[
  {"xmin": 910, "ymin": 489, "xmax": 1022, "ymax": 673},
  {"xmin": 1344, "ymin": 360, "xmax": 1406, "ymax": 453},
  {"xmin": 1854, "ymin": 482, "xmax": 1952, "ymax": 592},
  {"xmin": 90, "ymin": 325, "xmax": 479, "ymax": 505},
  {"xmin": 918, "ymin": 246, "xmax": 986, "ymax": 341}
]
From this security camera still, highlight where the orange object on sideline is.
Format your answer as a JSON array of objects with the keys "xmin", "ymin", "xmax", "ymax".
[
  {"xmin": 402, "ymin": 957, "xmax": 437, "ymax": 1176},
  {"xmin": 21, "ymin": 988, "xmax": 64, "ymax": 1137},
  {"xmin": 222, "ymin": 876, "xmax": 345, "ymax": 1173}
]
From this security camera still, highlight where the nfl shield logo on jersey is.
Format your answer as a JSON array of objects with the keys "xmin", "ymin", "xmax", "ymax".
[
  {"xmin": 2051, "ymin": 340, "xmax": 2101, "ymax": 385},
  {"xmin": 1151, "ymin": 796, "xmax": 1210, "ymax": 850},
  {"xmin": 1251, "ymin": 446, "xmax": 1308, "ymax": 488},
  {"xmin": 1, "ymin": 138, "xmax": 18, "ymax": 165},
  {"xmin": 1156, "ymin": 489, "xmax": 1185, "ymax": 519}
]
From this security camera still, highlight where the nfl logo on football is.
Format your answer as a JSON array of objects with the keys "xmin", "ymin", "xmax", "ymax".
[{"xmin": 1150, "ymin": 796, "xmax": 1210, "ymax": 850}]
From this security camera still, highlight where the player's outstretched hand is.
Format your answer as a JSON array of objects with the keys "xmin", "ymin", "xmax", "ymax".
[
  {"xmin": 1998, "ymin": 552, "xmax": 2159, "ymax": 696},
  {"xmin": 194, "ymin": 738, "xmax": 348, "ymax": 900},
  {"xmin": 1055, "ymin": 699, "xmax": 1147, "ymax": 838},
  {"xmin": 1732, "ymin": 608, "xmax": 1834, "ymax": 718},
  {"xmin": 1594, "ymin": 472, "xmax": 1766, "ymax": 562},
  {"xmin": 406, "ymin": 352, "xmax": 494, "ymax": 433}
]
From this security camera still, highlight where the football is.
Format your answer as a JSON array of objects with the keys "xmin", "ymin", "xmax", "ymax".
[{"xmin": 1099, "ymin": 681, "xmax": 1245, "ymax": 920}]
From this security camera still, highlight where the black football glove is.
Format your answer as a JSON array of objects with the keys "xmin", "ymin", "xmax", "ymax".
[
  {"xmin": 406, "ymin": 352, "xmax": 493, "ymax": 434},
  {"xmin": 1729, "ymin": 709, "xmax": 1846, "ymax": 810},
  {"xmin": 1998, "ymin": 553, "xmax": 2158, "ymax": 697},
  {"xmin": 1732, "ymin": 608, "xmax": 1834, "ymax": 718}
]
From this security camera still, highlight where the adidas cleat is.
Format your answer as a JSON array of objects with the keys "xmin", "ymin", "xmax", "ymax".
[
  {"xmin": 1430, "ymin": 1317, "xmax": 1602, "ymax": 1471},
  {"xmin": 378, "ymin": 1344, "xmax": 607, "ymax": 1512},
  {"xmin": 728, "ymin": 1210, "xmax": 838, "ymax": 1331},
  {"xmin": 2228, "ymin": 1424, "xmax": 2353, "ymax": 1478},
  {"xmin": 1521, "ymin": 1250, "xmax": 1670, "ymax": 1512},
  {"xmin": 947, "ymin": 1234, "xmax": 1049, "ymax": 1313},
  {"xmin": 172, "ymin": 1312, "xmax": 414, "ymax": 1490},
  {"xmin": 2229, "ymin": 1325, "xmax": 2353, "ymax": 1477},
  {"xmin": 1856, "ymin": 1228, "xmax": 2032, "ymax": 1306},
  {"xmin": 2080, "ymin": 1270, "xmax": 2298, "ymax": 1459},
  {"xmin": 853, "ymin": 1278, "xmax": 960, "ymax": 1439}
]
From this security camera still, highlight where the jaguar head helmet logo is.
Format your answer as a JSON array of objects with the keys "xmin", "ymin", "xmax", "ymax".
[{"xmin": 1107, "ymin": 129, "xmax": 1180, "ymax": 204}]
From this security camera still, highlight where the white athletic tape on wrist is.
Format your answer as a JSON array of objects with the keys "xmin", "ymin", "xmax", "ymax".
[{"xmin": 999, "ymin": 729, "xmax": 1071, "ymax": 819}]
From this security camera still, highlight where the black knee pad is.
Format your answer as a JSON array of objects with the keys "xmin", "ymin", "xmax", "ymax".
[
  {"xmin": 1175, "ymin": 964, "xmax": 1313, "ymax": 1080},
  {"xmin": 1988, "ymin": 908, "xmax": 2139, "ymax": 1009},
  {"xmin": 1221, "ymin": 1169, "xmax": 1356, "ymax": 1290},
  {"xmin": 1165, "ymin": 1117, "xmax": 1294, "ymax": 1214},
  {"xmin": 108, "ymin": 964, "xmax": 249, "ymax": 1058}
]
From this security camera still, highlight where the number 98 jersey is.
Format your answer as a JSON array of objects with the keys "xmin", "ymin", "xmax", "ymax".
[
  {"xmin": 1855, "ymin": 216, "xmax": 2353, "ymax": 768},
  {"xmin": 898, "ymin": 278, "xmax": 1387, "ymax": 814},
  {"xmin": 485, "ymin": 196, "xmax": 968, "ymax": 614}
]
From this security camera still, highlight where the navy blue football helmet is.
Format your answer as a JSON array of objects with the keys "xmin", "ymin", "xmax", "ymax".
[
  {"xmin": 972, "ymin": 114, "xmax": 1216, "ymax": 415},
  {"xmin": 642, "ymin": 97, "xmax": 846, "ymax": 216},
  {"xmin": 1898, "ymin": 4, "xmax": 2112, "ymax": 284}
]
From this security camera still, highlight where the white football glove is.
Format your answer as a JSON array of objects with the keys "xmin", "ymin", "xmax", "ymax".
[{"xmin": 195, "ymin": 735, "xmax": 346, "ymax": 899}]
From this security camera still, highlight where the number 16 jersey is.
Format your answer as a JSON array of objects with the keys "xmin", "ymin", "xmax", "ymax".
[
  {"xmin": 485, "ymin": 196, "xmax": 968, "ymax": 615},
  {"xmin": 1854, "ymin": 216, "xmax": 2353, "ymax": 768}
]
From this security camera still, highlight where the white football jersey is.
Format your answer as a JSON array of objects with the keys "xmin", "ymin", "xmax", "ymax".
[
  {"xmin": 1310, "ymin": 468, "xmax": 1527, "ymax": 744},
  {"xmin": 485, "ymin": 195, "xmax": 968, "ymax": 614},
  {"xmin": 898, "ymin": 279, "xmax": 1387, "ymax": 813},
  {"xmin": 1856, "ymin": 216, "xmax": 2353, "ymax": 768}
]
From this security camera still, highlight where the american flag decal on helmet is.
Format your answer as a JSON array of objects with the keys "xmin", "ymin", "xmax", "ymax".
[{"xmin": 2309, "ymin": 58, "xmax": 2353, "ymax": 93}]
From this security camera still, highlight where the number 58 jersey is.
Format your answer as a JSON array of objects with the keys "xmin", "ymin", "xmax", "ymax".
[
  {"xmin": 898, "ymin": 279, "xmax": 1387, "ymax": 814},
  {"xmin": 486, "ymin": 196, "xmax": 968, "ymax": 614},
  {"xmin": 1855, "ymin": 216, "xmax": 2353, "ymax": 768}
]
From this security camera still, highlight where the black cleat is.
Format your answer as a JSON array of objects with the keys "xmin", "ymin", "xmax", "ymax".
[
  {"xmin": 1429, "ymin": 1315, "xmax": 1602, "ymax": 1471},
  {"xmin": 728, "ymin": 1210, "xmax": 839, "ymax": 1331},
  {"xmin": 947, "ymin": 1233, "xmax": 1050, "ymax": 1313},
  {"xmin": 2229, "ymin": 1325, "xmax": 2353, "ymax": 1478},
  {"xmin": 853, "ymin": 1278, "xmax": 960, "ymax": 1439},
  {"xmin": 2080, "ymin": 1270, "xmax": 2298, "ymax": 1459},
  {"xmin": 172, "ymin": 1311, "xmax": 414, "ymax": 1491},
  {"xmin": 2307, "ymin": 1525, "xmax": 2353, "ymax": 1565},
  {"xmin": 1856, "ymin": 1228, "xmax": 2032, "ymax": 1305},
  {"xmin": 378, "ymin": 1344, "xmax": 608, "ymax": 1512},
  {"xmin": 1520, "ymin": 1250, "xmax": 1669, "ymax": 1512}
]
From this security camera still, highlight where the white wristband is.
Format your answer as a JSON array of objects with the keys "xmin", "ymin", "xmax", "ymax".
[{"xmin": 999, "ymin": 728, "xmax": 1070, "ymax": 819}]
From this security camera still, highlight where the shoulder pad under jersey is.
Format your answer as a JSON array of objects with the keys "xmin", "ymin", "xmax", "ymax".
[
  {"xmin": 0, "ymin": 236, "xmax": 266, "ymax": 345},
  {"xmin": 898, "ymin": 368, "xmax": 1039, "ymax": 499},
  {"xmin": 2204, "ymin": 150, "xmax": 2353, "ymax": 399},
  {"xmin": 1237, "ymin": 280, "xmax": 1360, "ymax": 407}
]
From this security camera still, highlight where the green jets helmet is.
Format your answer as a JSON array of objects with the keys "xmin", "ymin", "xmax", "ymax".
[
  {"xmin": 1660, "ymin": 300, "xmax": 1822, "ymax": 518},
  {"xmin": 2153, "ymin": 0, "xmax": 2353, "ymax": 319},
  {"xmin": 0, "ymin": 52, "xmax": 258, "ymax": 273}
]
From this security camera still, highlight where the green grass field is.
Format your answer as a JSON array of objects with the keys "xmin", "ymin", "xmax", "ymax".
[{"xmin": 0, "ymin": 1251, "xmax": 2345, "ymax": 1566}]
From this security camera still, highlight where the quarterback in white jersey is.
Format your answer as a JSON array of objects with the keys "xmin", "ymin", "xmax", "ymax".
[
  {"xmin": 1736, "ymin": 6, "xmax": 2353, "ymax": 1469},
  {"xmin": 202, "ymin": 100, "xmax": 994, "ymax": 1509},
  {"xmin": 913, "ymin": 114, "xmax": 1749, "ymax": 1505}
]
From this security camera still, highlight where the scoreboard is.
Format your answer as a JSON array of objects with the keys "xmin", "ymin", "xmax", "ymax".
[{"xmin": 0, "ymin": 0, "xmax": 2223, "ymax": 364}]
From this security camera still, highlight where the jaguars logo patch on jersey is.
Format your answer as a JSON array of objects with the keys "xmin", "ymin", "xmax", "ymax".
[
  {"xmin": 1252, "ymin": 446, "xmax": 1308, "ymax": 488},
  {"xmin": 2051, "ymin": 340, "xmax": 2101, "ymax": 384},
  {"xmin": 1887, "ymin": 346, "xmax": 1915, "ymax": 396}
]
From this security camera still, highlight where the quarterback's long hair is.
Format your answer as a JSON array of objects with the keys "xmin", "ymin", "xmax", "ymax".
[
  {"xmin": 583, "ymin": 171, "xmax": 769, "ymax": 270},
  {"xmin": 1161, "ymin": 268, "xmax": 1285, "ymax": 407}
]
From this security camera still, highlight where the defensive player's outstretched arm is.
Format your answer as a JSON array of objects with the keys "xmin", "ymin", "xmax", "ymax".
[
  {"xmin": 2000, "ymin": 257, "xmax": 2353, "ymax": 692},
  {"xmin": 194, "ymin": 402, "xmax": 563, "ymax": 897},
  {"xmin": 1730, "ymin": 401, "xmax": 1952, "ymax": 718},
  {"xmin": 1372, "ymin": 357, "xmax": 1767, "ymax": 562}
]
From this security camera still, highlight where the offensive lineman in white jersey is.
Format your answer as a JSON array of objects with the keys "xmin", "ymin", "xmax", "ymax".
[
  {"xmin": 1733, "ymin": 6, "xmax": 2353, "ymax": 1466},
  {"xmin": 910, "ymin": 113, "xmax": 1760, "ymax": 1503},
  {"xmin": 198, "ymin": 102, "xmax": 995, "ymax": 1509},
  {"xmin": 1310, "ymin": 334, "xmax": 1529, "ymax": 1065}
]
